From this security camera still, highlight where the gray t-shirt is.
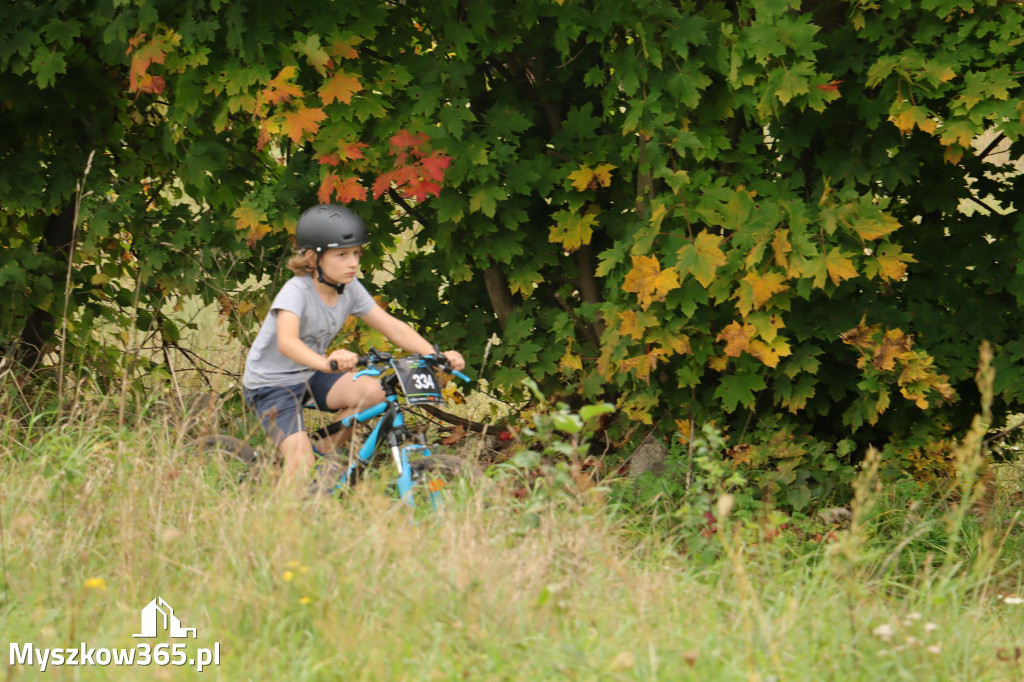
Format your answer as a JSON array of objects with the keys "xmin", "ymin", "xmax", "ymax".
[{"xmin": 242, "ymin": 275, "xmax": 376, "ymax": 389}]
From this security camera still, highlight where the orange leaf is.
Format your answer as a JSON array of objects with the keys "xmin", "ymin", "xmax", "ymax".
[
  {"xmin": 441, "ymin": 424, "xmax": 467, "ymax": 446},
  {"xmin": 328, "ymin": 38, "xmax": 360, "ymax": 61},
  {"xmin": 340, "ymin": 142, "xmax": 369, "ymax": 161},
  {"xmin": 622, "ymin": 255, "xmax": 681, "ymax": 311},
  {"xmin": 319, "ymin": 70, "xmax": 362, "ymax": 105},
  {"xmin": 263, "ymin": 66, "xmax": 302, "ymax": 106},
  {"xmin": 718, "ymin": 322, "xmax": 756, "ymax": 357},
  {"xmin": 319, "ymin": 173, "xmax": 367, "ymax": 204},
  {"xmin": 281, "ymin": 106, "xmax": 326, "ymax": 144},
  {"xmin": 127, "ymin": 34, "xmax": 169, "ymax": 94}
]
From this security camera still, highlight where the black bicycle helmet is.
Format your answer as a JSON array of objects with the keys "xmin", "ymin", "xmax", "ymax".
[{"xmin": 295, "ymin": 204, "xmax": 370, "ymax": 253}]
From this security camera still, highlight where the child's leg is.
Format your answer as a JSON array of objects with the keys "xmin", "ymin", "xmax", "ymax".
[
  {"xmin": 244, "ymin": 384, "xmax": 315, "ymax": 483},
  {"xmin": 308, "ymin": 371, "xmax": 386, "ymax": 453},
  {"xmin": 278, "ymin": 431, "xmax": 316, "ymax": 479}
]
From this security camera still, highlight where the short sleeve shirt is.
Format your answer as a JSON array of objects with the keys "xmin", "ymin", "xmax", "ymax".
[{"xmin": 241, "ymin": 275, "xmax": 376, "ymax": 389}]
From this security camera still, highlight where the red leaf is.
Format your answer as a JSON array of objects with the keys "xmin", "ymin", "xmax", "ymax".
[
  {"xmin": 420, "ymin": 153, "xmax": 451, "ymax": 182},
  {"xmin": 404, "ymin": 178, "xmax": 442, "ymax": 202},
  {"xmin": 372, "ymin": 171, "xmax": 397, "ymax": 199},
  {"xmin": 815, "ymin": 80, "xmax": 843, "ymax": 92},
  {"xmin": 135, "ymin": 73, "xmax": 165, "ymax": 95},
  {"xmin": 318, "ymin": 153, "xmax": 340, "ymax": 167},
  {"xmin": 389, "ymin": 129, "xmax": 429, "ymax": 154}
]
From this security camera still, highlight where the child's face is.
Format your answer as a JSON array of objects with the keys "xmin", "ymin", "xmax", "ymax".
[{"xmin": 311, "ymin": 246, "xmax": 363, "ymax": 284}]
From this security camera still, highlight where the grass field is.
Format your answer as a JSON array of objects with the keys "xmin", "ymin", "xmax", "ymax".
[{"xmin": 2, "ymin": 394, "xmax": 1023, "ymax": 682}]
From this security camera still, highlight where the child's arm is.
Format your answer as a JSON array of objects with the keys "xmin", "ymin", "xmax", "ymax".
[
  {"xmin": 360, "ymin": 306, "xmax": 465, "ymax": 371},
  {"xmin": 276, "ymin": 310, "xmax": 357, "ymax": 372}
]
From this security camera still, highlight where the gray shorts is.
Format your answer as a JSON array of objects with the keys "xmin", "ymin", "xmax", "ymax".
[{"xmin": 243, "ymin": 371, "xmax": 343, "ymax": 444}]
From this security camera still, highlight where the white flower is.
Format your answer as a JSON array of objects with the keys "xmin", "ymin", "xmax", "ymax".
[{"xmin": 873, "ymin": 624, "xmax": 896, "ymax": 641}]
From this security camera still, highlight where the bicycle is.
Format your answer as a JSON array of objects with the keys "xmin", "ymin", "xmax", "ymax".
[{"xmin": 191, "ymin": 349, "xmax": 479, "ymax": 509}]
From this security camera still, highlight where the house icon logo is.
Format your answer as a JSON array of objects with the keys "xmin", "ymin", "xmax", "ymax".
[{"xmin": 132, "ymin": 597, "xmax": 197, "ymax": 639}]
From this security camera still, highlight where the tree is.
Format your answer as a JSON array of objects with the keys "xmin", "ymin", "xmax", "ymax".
[{"xmin": 4, "ymin": 0, "xmax": 1024, "ymax": 483}]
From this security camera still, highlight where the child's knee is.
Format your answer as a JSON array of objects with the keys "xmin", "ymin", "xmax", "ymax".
[{"xmin": 358, "ymin": 381, "xmax": 386, "ymax": 406}]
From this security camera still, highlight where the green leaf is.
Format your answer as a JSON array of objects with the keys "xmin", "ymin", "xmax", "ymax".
[{"xmin": 30, "ymin": 45, "xmax": 66, "ymax": 88}]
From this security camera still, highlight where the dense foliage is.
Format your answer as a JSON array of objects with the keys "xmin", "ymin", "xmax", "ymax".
[{"xmin": 3, "ymin": 0, "xmax": 1023, "ymax": 489}]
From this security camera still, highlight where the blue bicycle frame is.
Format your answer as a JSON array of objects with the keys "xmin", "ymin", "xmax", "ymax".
[{"xmin": 310, "ymin": 353, "xmax": 469, "ymax": 507}]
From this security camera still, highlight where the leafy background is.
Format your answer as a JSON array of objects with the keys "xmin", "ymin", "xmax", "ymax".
[{"xmin": 2, "ymin": 0, "xmax": 1023, "ymax": 498}]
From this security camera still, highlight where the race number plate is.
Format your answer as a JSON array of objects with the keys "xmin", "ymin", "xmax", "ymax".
[{"xmin": 392, "ymin": 357, "xmax": 443, "ymax": 404}]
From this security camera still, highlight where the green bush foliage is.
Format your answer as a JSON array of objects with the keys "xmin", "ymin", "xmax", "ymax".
[{"xmin": 3, "ymin": 0, "xmax": 1024, "ymax": 481}]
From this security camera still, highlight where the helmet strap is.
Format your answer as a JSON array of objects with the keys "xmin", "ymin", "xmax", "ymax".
[{"xmin": 314, "ymin": 254, "xmax": 346, "ymax": 294}]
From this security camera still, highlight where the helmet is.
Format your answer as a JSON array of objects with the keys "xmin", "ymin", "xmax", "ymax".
[{"xmin": 295, "ymin": 204, "xmax": 369, "ymax": 253}]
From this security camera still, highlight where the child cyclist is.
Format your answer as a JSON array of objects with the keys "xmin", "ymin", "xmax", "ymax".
[{"xmin": 241, "ymin": 204, "xmax": 465, "ymax": 482}]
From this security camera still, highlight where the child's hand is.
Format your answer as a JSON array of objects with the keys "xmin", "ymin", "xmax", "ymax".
[
  {"xmin": 442, "ymin": 350, "xmax": 466, "ymax": 372},
  {"xmin": 326, "ymin": 349, "xmax": 359, "ymax": 373}
]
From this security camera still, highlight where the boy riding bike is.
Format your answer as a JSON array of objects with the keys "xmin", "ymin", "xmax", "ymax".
[{"xmin": 241, "ymin": 204, "xmax": 465, "ymax": 486}]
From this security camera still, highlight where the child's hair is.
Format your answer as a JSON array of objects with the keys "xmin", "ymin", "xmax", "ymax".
[
  {"xmin": 287, "ymin": 250, "xmax": 315, "ymax": 276},
  {"xmin": 286, "ymin": 245, "xmax": 365, "ymax": 276}
]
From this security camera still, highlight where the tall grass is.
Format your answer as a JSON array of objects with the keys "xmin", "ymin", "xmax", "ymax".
[{"xmin": 1, "ymin": 389, "xmax": 1023, "ymax": 681}]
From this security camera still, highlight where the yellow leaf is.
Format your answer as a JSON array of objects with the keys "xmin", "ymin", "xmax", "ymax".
[
  {"xmin": 617, "ymin": 309, "xmax": 654, "ymax": 340},
  {"xmin": 592, "ymin": 163, "xmax": 616, "ymax": 187},
  {"xmin": 620, "ymin": 353, "xmax": 658, "ymax": 383},
  {"xmin": 826, "ymin": 251, "xmax": 858, "ymax": 286},
  {"xmin": 548, "ymin": 208, "xmax": 599, "ymax": 251},
  {"xmin": 568, "ymin": 166, "xmax": 595, "ymax": 191},
  {"xmin": 748, "ymin": 337, "xmax": 792, "ymax": 369},
  {"xmin": 867, "ymin": 244, "xmax": 915, "ymax": 282},
  {"xmin": 772, "ymin": 229, "xmax": 792, "ymax": 269},
  {"xmin": 717, "ymin": 321, "xmax": 756, "ymax": 357},
  {"xmin": 708, "ymin": 355, "xmax": 729, "ymax": 372},
  {"xmin": 736, "ymin": 271, "xmax": 788, "ymax": 316},
  {"xmin": 622, "ymin": 255, "xmax": 681, "ymax": 311},
  {"xmin": 850, "ymin": 214, "xmax": 901, "ymax": 241},
  {"xmin": 559, "ymin": 346, "xmax": 583, "ymax": 372}
]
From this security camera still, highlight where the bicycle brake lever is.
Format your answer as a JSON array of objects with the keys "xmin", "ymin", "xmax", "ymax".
[
  {"xmin": 353, "ymin": 367, "xmax": 383, "ymax": 380},
  {"xmin": 451, "ymin": 370, "xmax": 471, "ymax": 383}
]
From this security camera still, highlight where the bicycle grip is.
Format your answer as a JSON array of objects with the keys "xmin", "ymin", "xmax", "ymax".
[{"xmin": 329, "ymin": 360, "xmax": 339, "ymax": 372}]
